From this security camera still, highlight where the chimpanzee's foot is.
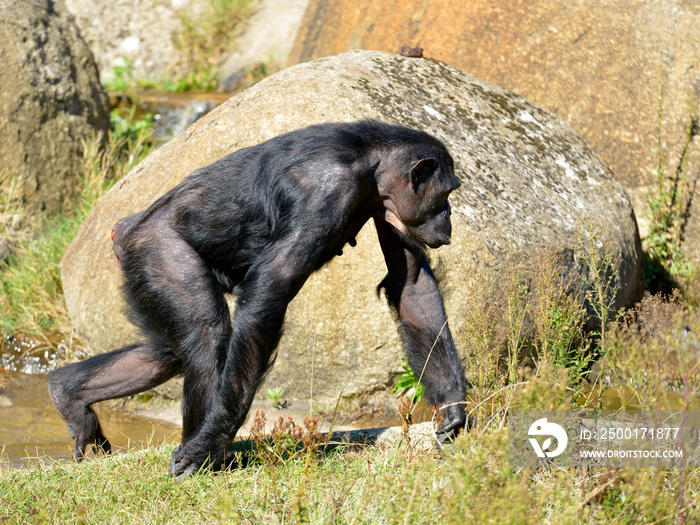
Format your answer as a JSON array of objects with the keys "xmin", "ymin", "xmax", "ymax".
[
  {"xmin": 48, "ymin": 376, "xmax": 112, "ymax": 461},
  {"xmin": 73, "ymin": 418, "xmax": 112, "ymax": 461}
]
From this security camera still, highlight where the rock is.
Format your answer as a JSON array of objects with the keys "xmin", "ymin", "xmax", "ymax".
[
  {"xmin": 64, "ymin": 0, "xmax": 208, "ymax": 82},
  {"xmin": 218, "ymin": 0, "xmax": 310, "ymax": 90},
  {"xmin": 0, "ymin": 0, "xmax": 110, "ymax": 216},
  {"xmin": 289, "ymin": 0, "xmax": 700, "ymax": 263},
  {"xmin": 65, "ymin": 0, "xmax": 308, "ymax": 89},
  {"xmin": 61, "ymin": 51, "xmax": 644, "ymax": 403},
  {"xmin": 374, "ymin": 422, "xmax": 437, "ymax": 453}
]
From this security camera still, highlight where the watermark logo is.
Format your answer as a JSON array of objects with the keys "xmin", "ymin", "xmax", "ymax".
[
  {"xmin": 528, "ymin": 418, "xmax": 568, "ymax": 458},
  {"xmin": 510, "ymin": 410, "xmax": 699, "ymax": 468}
]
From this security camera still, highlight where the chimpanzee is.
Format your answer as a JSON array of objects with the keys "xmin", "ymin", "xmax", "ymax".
[{"xmin": 48, "ymin": 119, "xmax": 468, "ymax": 477}]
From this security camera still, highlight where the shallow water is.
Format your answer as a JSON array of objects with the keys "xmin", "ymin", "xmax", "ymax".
[
  {"xmin": 111, "ymin": 90, "xmax": 231, "ymax": 144},
  {"xmin": 0, "ymin": 370, "xmax": 180, "ymax": 468}
]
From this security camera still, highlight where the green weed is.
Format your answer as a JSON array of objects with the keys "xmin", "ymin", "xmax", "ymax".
[
  {"xmin": 103, "ymin": 58, "xmax": 219, "ymax": 94},
  {"xmin": 265, "ymin": 387, "xmax": 287, "ymax": 410},
  {"xmin": 392, "ymin": 356, "xmax": 426, "ymax": 404},
  {"xmin": 574, "ymin": 218, "xmax": 619, "ymax": 353},
  {"xmin": 177, "ymin": 0, "xmax": 253, "ymax": 71},
  {"xmin": 644, "ymin": 75, "xmax": 699, "ymax": 294},
  {"xmin": 101, "ymin": 58, "xmax": 136, "ymax": 93},
  {"xmin": 109, "ymin": 108, "xmax": 154, "ymax": 146}
]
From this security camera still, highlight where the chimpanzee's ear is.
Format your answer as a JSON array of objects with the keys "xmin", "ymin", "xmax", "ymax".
[{"xmin": 409, "ymin": 157, "xmax": 437, "ymax": 191}]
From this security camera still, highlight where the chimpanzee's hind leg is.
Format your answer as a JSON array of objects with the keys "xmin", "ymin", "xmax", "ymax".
[
  {"xmin": 118, "ymin": 226, "xmax": 234, "ymax": 447},
  {"xmin": 48, "ymin": 343, "xmax": 180, "ymax": 460}
]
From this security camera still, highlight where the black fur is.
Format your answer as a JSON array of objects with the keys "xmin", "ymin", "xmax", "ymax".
[{"xmin": 49, "ymin": 120, "xmax": 467, "ymax": 476}]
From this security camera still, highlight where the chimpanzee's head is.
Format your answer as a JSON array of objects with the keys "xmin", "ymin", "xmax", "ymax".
[{"xmin": 378, "ymin": 146, "xmax": 461, "ymax": 249}]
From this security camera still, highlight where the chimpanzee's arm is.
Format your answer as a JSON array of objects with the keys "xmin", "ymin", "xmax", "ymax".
[{"xmin": 374, "ymin": 218, "xmax": 467, "ymax": 438}]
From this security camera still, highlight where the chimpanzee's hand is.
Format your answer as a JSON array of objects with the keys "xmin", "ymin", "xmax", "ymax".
[
  {"xmin": 436, "ymin": 402, "xmax": 469, "ymax": 448},
  {"xmin": 168, "ymin": 440, "xmax": 227, "ymax": 479},
  {"xmin": 169, "ymin": 445, "xmax": 204, "ymax": 479}
]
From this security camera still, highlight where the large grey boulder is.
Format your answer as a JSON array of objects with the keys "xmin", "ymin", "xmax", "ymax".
[
  {"xmin": 0, "ymin": 0, "xmax": 110, "ymax": 216},
  {"xmin": 61, "ymin": 51, "xmax": 644, "ymax": 402}
]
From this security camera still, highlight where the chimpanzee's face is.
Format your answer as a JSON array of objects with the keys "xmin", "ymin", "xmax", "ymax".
[{"xmin": 380, "ymin": 154, "xmax": 461, "ymax": 249}]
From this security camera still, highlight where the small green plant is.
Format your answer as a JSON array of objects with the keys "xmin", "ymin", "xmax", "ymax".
[
  {"xmin": 101, "ymin": 58, "xmax": 136, "ymax": 93},
  {"xmin": 528, "ymin": 248, "xmax": 589, "ymax": 386},
  {"xmin": 503, "ymin": 268, "xmax": 528, "ymax": 385},
  {"xmin": 109, "ymin": 108, "xmax": 154, "ymax": 146},
  {"xmin": 392, "ymin": 356, "xmax": 425, "ymax": 404},
  {"xmin": 265, "ymin": 387, "xmax": 287, "ymax": 409},
  {"xmin": 165, "ymin": 66, "xmax": 220, "ymax": 92},
  {"xmin": 248, "ymin": 409, "xmax": 326, "ymax": 467},
  {"xmin": 458, "ymin": 276, "xmax": 501, "ymax": 405}
]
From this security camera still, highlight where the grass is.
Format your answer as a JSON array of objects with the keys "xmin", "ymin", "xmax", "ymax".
[
  {"xmin": 391, "ymin": 356, "xmax": 426, "ymax": 404},
  {"xmin": 2, "ymin": 373, "xmax": 699, "ymax": 524},
  {"xmin": 265, "ymin": 387, "xmax": 288, "ymax": 410},
  {"xmin": 5, "ymin": 218, "xmax": 698, "ymax": 523},
  {"xmin": 4, "ymin": 441, "xmax": 432, "ymax": 524}
]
